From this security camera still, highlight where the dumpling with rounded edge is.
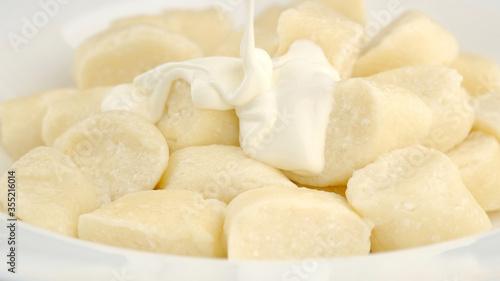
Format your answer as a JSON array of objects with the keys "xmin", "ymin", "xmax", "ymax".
[
  {"xmin": 276, "ymin": 1, "xmax": 366, "ymax": 79},
  {"xmin": 353, "ymin": 11, "xmax": 459, "ymax": 77},
  {"xmin": 160, "ymin": 8, "xmax": 234, "ymax": 56},
  {"xmin": 0, "ymin": 88, "xmax": 78, "ymax": 160},
  {"xmin": 74, "ymin": 24, "xmax": 202, "ymax": 89},
  {"xmin": 156, "ymin": 80, "xmax": 239, "ymax": 153},
  {"xmin": 79, "ymin": 190, "xmax": 226, "ymax": 258},
  {"xmin": 0, "ymin": 147, "xmax": 99, "ymax": 237},
  {"xmin": 368, "ymin": 66, "xmax": 474, "ymax": 152},
  {"xmin": 448, "ymin": 131, "xmax": 500, "ymax": 212},
  {"xmin": 158, "ymin": 145, "xmax": 296, "ymax": 204},
  {"xmin": 42, "ymin": 87, "xmax": 111, "ymax": 146},
  {"xmin": 452, "ymin": 53, "xmax": 500, "ymax": 97},
  {"xmin": 473, "ymin": 92, "xmax": 500, "ymax": 142},
  {"xmin": 285, "ymin": 78, "xmax": 433, "ymax": 187},
  {"xmin": 110, "ymin": 9, "xmax": 234, "ymax": 56},
  {"xmin": 224, "ymin": 186, "xmax": 373, "ymax": 260},
  {"xmin": 54, "ymin": 110, "xmax": 169, "ymax": 206},
  {"xmin": 346, "ymin": 145, "xmax": 491, "ymax": 252}
]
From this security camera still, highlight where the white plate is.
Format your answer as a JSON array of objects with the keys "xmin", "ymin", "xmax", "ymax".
[{"xmin": 0, "ymin": 1, "xmax": 500, "ymax": 280}]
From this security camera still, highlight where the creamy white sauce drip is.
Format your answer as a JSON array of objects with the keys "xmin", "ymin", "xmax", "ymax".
[{"xmin": 102, "ymin": 0, "xmax": 340, "ymax": 176}]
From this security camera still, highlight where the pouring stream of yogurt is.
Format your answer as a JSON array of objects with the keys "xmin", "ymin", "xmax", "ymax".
[{"xmin": 102, "ymin": 0, "xmax": 340, "ymax": 176}]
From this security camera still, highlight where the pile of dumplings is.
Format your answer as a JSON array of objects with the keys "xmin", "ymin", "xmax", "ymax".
[{"xmin": 1, "ymin": 0, "xmax": 500, "ymax": 260}]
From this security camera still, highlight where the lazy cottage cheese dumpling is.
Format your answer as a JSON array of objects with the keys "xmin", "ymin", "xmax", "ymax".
[
  {"xmin": 286, "ymin": 78, "xmax": 433, "ymax": 187},
  {"xmin": 42, "ymin": 87, "xmax": 111, "ymax": 146},
  {"xmin": 54, "ymin": 111, "xmax": 169, "ymax": 206},
  {"xmin": 0, "ymin": 147, "xmax": 99, "ymax": 237},
  {"xmin": 79, "ymin": 190, "xmax": 226, "ymax": 258},
  {"xmin": 111, "ymin": 8, "xmax": 234, "ymax": 56},
  {"xmin": 368, "ymin": 66, "xmax": 474, "ymax": 152},
  {"xmin": 276, "ymin": 1, "xmax": 366, "ymax": 79},
  {"xmin": 353, "ymin": 11, "xmax": 459, "ymax": 77},
  {"xmin": 160, "ymin": 9, "xmax": 234, "ymax": 56},
  {"xmin": 158, "ymin": 145, "xmax": 296, "ymax": 204},
  {"xmin": 156, "ymin": 80, "xmax": 240, "ymax": 153},
  {"xmin": 447, "ymin": 131, "xmax": 500, "ymax": 212},
  {"xmin": 0, "ymin": 88, "xmax": 78, "ymax": 160},
  {"xmin": 473, "ymin": 93, "xmax": 500, "ymax": 142},
  {"xmin": 224, "ymin": 186, "xmax": 373, "ymax": 260},
  {"xmin": 346, "ymin": 145, "xmax": 491, "ymax": 252},
  {"xmin": 74, "ymin": 24, "xmax": 203, "ymax": 89},
  {"xmin": 452, "ymin": 53, "xmax": 500, "ymax": 97}
]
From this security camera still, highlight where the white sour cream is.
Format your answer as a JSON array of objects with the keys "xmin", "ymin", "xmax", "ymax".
[{"xmin": 102, "ymin": 0, "xmax": 340, "ymax": 176}]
